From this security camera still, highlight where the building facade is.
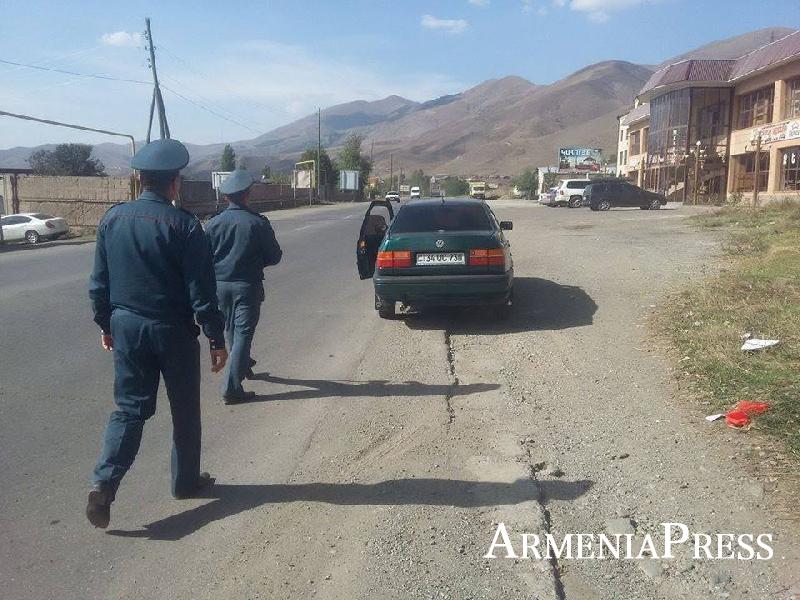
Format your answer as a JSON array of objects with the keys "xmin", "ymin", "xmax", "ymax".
[
  {"xmin": 625, "ymin": 30, "xmax": 800, "ymax": 204},
  {"xmin": 617, "ymin": 102, "xmax": 650, "ymax": 186}
]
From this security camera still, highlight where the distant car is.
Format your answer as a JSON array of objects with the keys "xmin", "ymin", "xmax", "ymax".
[
  {"xmin": 356, "ymin": 198, "xmax": 514, "ymax": 319},
  {"xmin": 584, "ymin": 181, "xmax": 667, "ymax": 211},
  {"xmin": 385, "ymin": 190, "xmax": 401, "ymax": 202},
  {"xmin": 410, "ymin": 186, "xmax": 421, "ymax": 200},
  {"xmin": 552, "ymin": 179, "xmax": 592, "ymax": 208},
  {"xmin": 539, "ymin": 186, "xmax": 559, "ymax": 206},
  {"xmin": 0, "ymin": 212, "xmax": 69, "ymax": 244}
]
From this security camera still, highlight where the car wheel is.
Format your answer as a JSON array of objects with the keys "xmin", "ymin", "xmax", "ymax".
[
  {"xmin": 590, "ymin": 205, "xmax": 599, "ymax": 212},
  {"xmin": 649, "ymin": 199, "xmax": 661, "ymax": 210},
  {"xmin": 568, "ymin": 196, "xmax": 583, "ymax": 208},
  {"xmin": 598, "ymin": 200, "xmax": 611, "ymax": 211},
  {"xmin": 25, "ymin": 230, "xmax": 40, "ymax": 244}
]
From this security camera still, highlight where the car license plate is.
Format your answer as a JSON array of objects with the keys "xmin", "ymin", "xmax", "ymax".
[{"xmin": 415, "ymin": 252, "xmax": 465, "ymax": 266}]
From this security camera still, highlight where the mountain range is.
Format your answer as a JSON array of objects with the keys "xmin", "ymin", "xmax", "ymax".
[{"xmin": 0, "ymin": 26, "xmax": 794, "ymax": 179}]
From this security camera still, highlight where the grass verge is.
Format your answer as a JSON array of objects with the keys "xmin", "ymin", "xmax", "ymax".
[{"xmin": 658, "ymin": 202, "xmax": 800, "ymax": 457}]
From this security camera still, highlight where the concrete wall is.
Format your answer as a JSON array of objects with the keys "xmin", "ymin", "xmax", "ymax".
[{"xmin": 16, "ymin": 175, "xmax": 134, "ymax": 229}]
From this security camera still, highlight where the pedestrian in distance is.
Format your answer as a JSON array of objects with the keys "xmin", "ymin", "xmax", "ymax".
[
  {"xmin": 87, "ymin": 139, "xmax": 228, "ymax": 529},
  {"xmin": 205, "ymin": 169, "xmax": 283, "ymax": 404}
]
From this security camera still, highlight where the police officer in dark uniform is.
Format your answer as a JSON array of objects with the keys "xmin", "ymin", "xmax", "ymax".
[
  {"xmin": 205, "ymin": 170, "xmax": 282, "ymax": 404},
  {"xmin": 86, "ymin": 139, "xmax": 228, "ymax": 528}
]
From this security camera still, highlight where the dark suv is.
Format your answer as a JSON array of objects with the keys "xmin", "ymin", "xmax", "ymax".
[{"xmin": 584, "ymin": 181, "xmax": 667, "ymax": 211}]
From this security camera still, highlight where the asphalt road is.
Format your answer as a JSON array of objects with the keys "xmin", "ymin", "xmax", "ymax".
[
  {"xmin": 1, "ymin": 200, "xmax": 798, "ymax": 600},
  {"xmin": 0, "ymin": 202, "xmax": 377, "ymax": 599}
]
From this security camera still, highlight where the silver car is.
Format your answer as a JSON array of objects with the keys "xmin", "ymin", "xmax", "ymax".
[{"xmin": 0, "ymin": 212, "xmax": 70, "ymax": 244}]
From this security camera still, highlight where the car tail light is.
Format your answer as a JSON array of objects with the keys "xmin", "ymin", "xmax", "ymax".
[
  {"xmin": 469, "ymin": 248, "xmax": 505, "ymax": 266},
  {"xmin": 376, "ymin": 250, "xmax": 412, "ymax": 268},
  {"xmin": 45, "ymin": 221, "xmax": 56, "ymax": 229}
]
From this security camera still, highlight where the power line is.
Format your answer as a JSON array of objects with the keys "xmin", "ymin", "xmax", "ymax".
[
  {"xmin": 0, "ymin": 58, "xmax": 150, "ymax": 85},
  {"xmin": 159, "ymin": 83, "xmax": 262, "ymax": 134}
]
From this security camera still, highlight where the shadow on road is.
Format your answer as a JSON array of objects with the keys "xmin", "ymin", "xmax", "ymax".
[
  {"xmin": 107, "ymin": 477, "xmax": 593, "ymax": 541},
  {"xmin": 404, "ymin": 276, "xmax": 597, "ymax": 335},
  {"xmin": 242, "ymin": 374, "xmax": 499, "ymax": 402}
]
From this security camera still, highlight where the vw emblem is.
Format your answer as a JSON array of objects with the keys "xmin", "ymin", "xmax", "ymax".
[{"xmin": 435, "ymin": 239, "xmax": 445, "ymax": 248}]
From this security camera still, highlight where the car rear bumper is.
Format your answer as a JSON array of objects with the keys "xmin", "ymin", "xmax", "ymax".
[{"xmin": 375, "ymin": 271, "xmax": 513, "ymax": 306}]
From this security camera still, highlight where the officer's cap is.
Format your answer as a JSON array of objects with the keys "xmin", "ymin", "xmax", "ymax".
[
  {"xmin": 219, "ymin": 169, "xmax": 254, "ymax": 195},
  {"xmin": 131, "ymin": 138, "xmax": 190, "ymax": 172}
]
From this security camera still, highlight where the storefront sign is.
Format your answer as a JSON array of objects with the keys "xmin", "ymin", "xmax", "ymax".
[{"xmin": 751, "ymin": 120, "xmax": 800, "ymax": 145}]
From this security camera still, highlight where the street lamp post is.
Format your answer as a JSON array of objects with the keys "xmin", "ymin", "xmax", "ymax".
[{"xmin": 693, "ymin": 140, "xmax": 702, "ymax": 205}]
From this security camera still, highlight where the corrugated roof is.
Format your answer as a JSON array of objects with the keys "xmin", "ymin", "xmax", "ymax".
[
  {"xmin": 729, "ymin": 30, "xmax": 800, "ymax": 80},
  {"xmin": 639, "ymin": 60, "xmax": 735, "ymax": 96},
  {"xmin": 638, "ymin": 30, "xmax": 800, "ymax": 98}
]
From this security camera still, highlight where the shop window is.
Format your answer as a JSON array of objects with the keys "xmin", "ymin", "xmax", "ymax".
[
  {"xmin": 736, "ymin": 86, "xmax": 774, "ymax": 129},
  {"xmin": 629, "ymin": 130, "xmax": 641, "ymax": 155},
  {"xmin": 786, "ymin": 79, "xmax": 800, "ymax": 120},
  {"xmin": 783, "ymin": 147, "xmax": 800, "ymax": 191},
  {"xmin": 734, "ymin": 152, "xmax": 770, "ymax": 192}
]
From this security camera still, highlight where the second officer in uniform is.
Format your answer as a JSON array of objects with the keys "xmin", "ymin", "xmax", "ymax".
[{"xmin": 206, "ymin": 170, "xmax": 282, "ymax": 404}]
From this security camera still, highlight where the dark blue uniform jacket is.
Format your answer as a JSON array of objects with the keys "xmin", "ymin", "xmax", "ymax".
[
  {"xmin": 89, "ymin": 191, "xmax": 225, "ymax": 346},
  {"xmin": 205, "ymin": 204, "xmax": 282, "ymax": 283}
]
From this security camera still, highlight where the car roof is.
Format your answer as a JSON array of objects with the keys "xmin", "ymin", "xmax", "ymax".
[{"xmin": 5, "ymin": 213, "xmax": 40, "ymax": 217}]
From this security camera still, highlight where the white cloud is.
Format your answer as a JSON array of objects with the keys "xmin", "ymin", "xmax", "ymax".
[
  {"xmin": 420, "ymin": 15, "xmax": 469, "ymax": 34},
  {"xmin": 468, "ymin": 0, "xmax": 490, "ymax": 5},
  {"xmin": 100, "ymin": 31, "xmax": 141, "ymax": 48},
  {"xmin": 557, "ymin": 0, "xmax": 656, "ymax": 22}
]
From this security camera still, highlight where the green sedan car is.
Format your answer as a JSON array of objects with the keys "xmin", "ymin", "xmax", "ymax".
[{"xmin": 356, "ymin": 198, "xmax": 514, "ymax": 319}]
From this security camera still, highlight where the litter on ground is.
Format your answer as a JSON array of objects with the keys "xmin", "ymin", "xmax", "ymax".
[
  {"xmin": 725, "ymin": 401, "xmax": 770, "ymax": 428},
  {"xmin": 741, "ymin": 338, "xmax": 779, "ymax": 351}
]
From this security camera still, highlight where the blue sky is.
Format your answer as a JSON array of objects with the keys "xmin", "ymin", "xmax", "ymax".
[{"xmin": 1, "ymin": 0, "xmax": 798, "ymax": 149}]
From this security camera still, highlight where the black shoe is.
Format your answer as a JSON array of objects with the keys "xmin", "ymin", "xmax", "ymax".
[
  {"xmin": 223, "ymin": 390, "xmax": 256, "ymax": 405},
  {"xmin": 86, "ymin": 484, "xmax": 114, "ymax": 529},
  {"xmin": 174, "ymin": 472, "xmax": 215, "ymax": 500}
]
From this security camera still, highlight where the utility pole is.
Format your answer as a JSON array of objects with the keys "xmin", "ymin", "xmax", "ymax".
[
  {"xmin": 144, "ymin": 17, "xmax": 169, "ymax": 142},
  {"xmin": 389, "ymin": 154, "xmax": 394, "ymax": 191},
  {"xmin": 753, "ymin": 132, "xmax": 762, "ymax": 207},
  {"xmin": 317, "ymin": 107, "xmax": 321, "ymax": 202}
]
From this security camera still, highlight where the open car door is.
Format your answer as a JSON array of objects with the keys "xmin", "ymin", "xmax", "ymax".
[{"xmin": 357, "ymin": 200, "xmax": 395, "ymax": 279}]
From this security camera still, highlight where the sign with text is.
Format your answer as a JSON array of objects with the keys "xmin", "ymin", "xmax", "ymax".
[{"xmin": 559, "ymin": 148, "xmax": 602, "ymax": 173}]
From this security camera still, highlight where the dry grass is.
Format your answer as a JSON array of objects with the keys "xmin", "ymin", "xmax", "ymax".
[{"xmin": 659, "ymin": 202, "xmax": 800, "ymax": 456}]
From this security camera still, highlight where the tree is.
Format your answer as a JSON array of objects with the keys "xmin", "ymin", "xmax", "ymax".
[
  {"xmin": 28, "ymin": 143, "xmax": 106, "ymax": 176},
  {"xmin": 443, "ymin": 177, "xmax": 469, "ymax": 197},
  {"xmin": 299, "ymin": 147, "xmax": 337, "ymax": 189},
  {"xmin": 513, "ymin": 168, "xmax": 538, "ymax": 199},
  {"xmin": 337, "ymin": 134, "xmax": 372, "ymax": 191},
  {"xmin": 260, "ymin": 164, "xmax": 271, "ymax": 182},
  {"xmin": 237, "ymin": 156, "xmax": 248, "ymax": 170},
  {"xmin": 542, "ymin": 171, "xmax": 560, "ymax": 191},
  {"xmin": 409, "ymin": 169, "xmax": 431, "ymax": 196},
  {"xmin": 220, "ymin": 144, "xmax": 236, "ymax": 171}
]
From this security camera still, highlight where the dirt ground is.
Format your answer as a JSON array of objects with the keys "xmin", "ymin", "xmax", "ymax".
[{"xmin": 193, "ymin": 201, "xmax": 800, "ymax": 599}]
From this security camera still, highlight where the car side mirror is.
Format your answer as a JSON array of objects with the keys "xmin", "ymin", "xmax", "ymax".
[{"xmin": 500, "ymin": 221, "xmax": 513, "ymax": 231}]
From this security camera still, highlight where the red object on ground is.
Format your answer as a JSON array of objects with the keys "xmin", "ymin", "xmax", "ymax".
[{"xmin": 725, "ymin": 401, "xmax": 770, "ymax": 428}]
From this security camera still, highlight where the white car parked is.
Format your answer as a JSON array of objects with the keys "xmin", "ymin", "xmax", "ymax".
[
  {"xmin": 385, "ymin": 190, "xmax": 400, "ymax": 203},
  {"xmin": 410, "ymin": 186, "xmax": 421, "ymax": 200},
  {"xmin": 552, "ymin": 179, "xmax": 592, "ymax": 208},
  {"xmin": 0, "ymin": 212, "xmax": 69, "ymax": 244}
]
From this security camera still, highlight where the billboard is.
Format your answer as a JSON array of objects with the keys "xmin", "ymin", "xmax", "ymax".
[
  {"xmin": 293, "ymin": 169, "xmax": 312, "ymax": 189},
  {"xmin": 340, "ymin": 169, "xmax": 360, "ymax": 191},
  {"xmin": 558, "ymin": 147, "xmax": 602, "ymax": 173}
]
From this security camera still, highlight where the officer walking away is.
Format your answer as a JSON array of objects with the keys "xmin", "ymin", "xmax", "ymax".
[
  {"xmin": 205, "ymin": 170, "xmax": 282, "ymax": 404},
  {"xmin": 86, "ymin": 139, "xmax": 228, "ymax": 529}
]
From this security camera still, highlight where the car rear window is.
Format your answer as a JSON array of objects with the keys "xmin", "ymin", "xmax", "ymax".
[
  {"xmin": 391, "ymin": 204, "xmax": 492, "ymax": 233},
  {"xmin": 31, "ymin": 213, "xmax": 54, "ymax": 220},
  {"xmin": 566, "ymin": 181, "xmax": 589, "ymax": 189}
]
